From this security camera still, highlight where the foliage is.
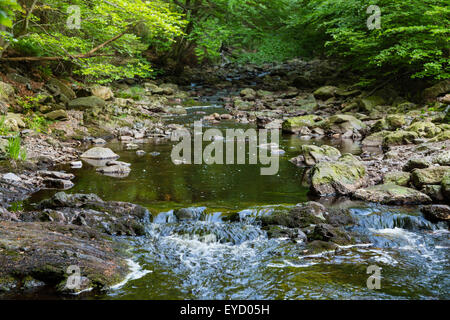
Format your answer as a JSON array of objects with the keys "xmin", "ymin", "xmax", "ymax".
[
  {"xmin": 287, "ymin": 0, "xmax": 449, "ymax": 80},
  {"xmin": 0, "ymin": 0, "xmax": 20, "ymax": 27},
  {"xmin": 4, "ymin": 0, "xmax": 185, "ymax": 82},
  {"xmin": 24, "ymin": 114, "xmax": 50, "ymax": 133},
  {"xmin": 16, "ymin": 95, "xmax": 43, "ymax": 112},
  {"xmin": 0, "ymin": 115, "xmax": 10, "ymax": 135},
  {"xmin": 6, "ymin": 136, "xmax": 26, "ymax": 161}
]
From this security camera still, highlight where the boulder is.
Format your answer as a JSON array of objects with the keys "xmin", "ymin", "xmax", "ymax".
[
  {"xmin": 0, "ymin": 221, "xmax": 129, "ymax": 294},
  {"xmin": 429, "ymin": 130, "xmax": 450, "ymax": 142},
  {"xmin": 403, "ymin": 158, "xmax": 431, "ymax": 172},
  {"xmin": 308, "ymin": 223, "xmax": 352, "ymax": 245},
  {"xmin": 434, "ymin": 150, "xmax": 450, "ymax": 166},
  {"xmin": 261, "ymin": 202, "xmax": 327, "ymax": 228},
  {"xmin": 282, "ymin": 115, "xmax": 321, "ymax": 134},
  {"xmin": 45, "ymin": 109, "xmax": 68, "ymax": 121},
  {"xmin": 310, "ymin": 154, "xmax": 367, "ymax": 196},
  {"xmin": 0, "ymin": 81, "xmax": 14, "ymax": 101},
  {"xmin": 320, "ymin": 114, "xmax": 366, "ymax": 134},
  {"xmin": 411, "ymin": 166, "xmax": 450, "ymax": 189},
  {"xmin": 383, "ymin": 171, "xmax": 411, "ymax": 187},
  {"xmin": 233, "ymin": 98, "xmax": 253, "ymax": 111},
  {"xmin": 359, "ymin": 95, "xmax": 385, "ymax": 112},
  {"xmin": 386, "ymin": 114, "xmax": 406, "ymax": 129},
  {"xmin": 35, "ymin": 192, "xmax": 148, "ymax": 236},
  {"xmin": 240, "ymin": 88, "xmax": 256, "ymax": 100},
  {"xmin": 407, "ymin": 121, "xmax": 441, "ymax": 138},
  {"xmin": 421, "ymin": 205, "xmax": 450, "ymax": 223},
  {"xmin": 442, "ymin": 172, "xmax": 450, "ymax": 201},
  {"xmin": 80, "ymin": 147, "xmax": 119, "ymax": 160},
  {"xmin": 362, "ymin": 131, "xmax": 390, "ymax": 147},
  {"xmin": 422, "ymin": 80, "xmax": 450, "ymax": 101},
  {"xmin": 313, "ymin": 86, "xmax": 337, "ymax": 99},
  {"xmin": 290, "ymin": 145, "xmax": 341, "ymax": 167},
  {"xmin": 47, "ymin": 78, "xmax": 76, "ymax": 100},
  {"xmin": 293, "ymin": 94, "xmax": 317, "ymax": 111},
  {"xmin": 91, "ymin": 86, "xmax": 114, "ymax": 100},
  {"xmin": 68, "ymin": 96, "xmax": 106, "ymax": 110},
  {"xmin": 383, "ymin": 131, "xmax": 418, "ymax": 147},
  {"xmin": 353, "ymin": 184, "xmax": 432, "ymax": 204}
]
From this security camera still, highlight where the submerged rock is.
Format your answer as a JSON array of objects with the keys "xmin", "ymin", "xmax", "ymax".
[
  {"xmin": 353, "ymin": 184, "xmax": 432, "ymax": 205},
  {"xmin": 308, "ymin": 223, "xmax": 352, "ymax": 245},
  {"xmin": 96, "ymin": 165, "xmax": 131, "ymax": 175},
  {"xmin": 310, "ymin": 154, "xmax": 367, "ymax": 196}
]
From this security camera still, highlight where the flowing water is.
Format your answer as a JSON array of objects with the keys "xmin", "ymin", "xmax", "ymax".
[{"xmin": 24, "ymin": 103, "xmax": 450, "ymax": 300}]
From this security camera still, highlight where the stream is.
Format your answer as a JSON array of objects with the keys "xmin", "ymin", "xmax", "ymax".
[{"xmin": 24, "ymin": 102, "xmax": 450, "ymax": 300}]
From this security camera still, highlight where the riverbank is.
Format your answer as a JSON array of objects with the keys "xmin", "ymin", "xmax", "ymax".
[{"xmin": 0, "ymin": 59, "xmax": 449, "ymax": 297}]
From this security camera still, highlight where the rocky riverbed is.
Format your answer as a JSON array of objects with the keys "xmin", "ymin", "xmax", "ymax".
[{"xmin": 0, "ymin": 59, "xmax": 449, "ymax": 298}]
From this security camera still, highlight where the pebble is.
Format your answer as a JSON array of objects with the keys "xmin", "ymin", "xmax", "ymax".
[
  {"xmin": 71, "ymin": 161, "xmax": 83, "ymax": 168},
  {"xmin": 136, "ymin": 150, "xmax": 146, "ymax": 156}
]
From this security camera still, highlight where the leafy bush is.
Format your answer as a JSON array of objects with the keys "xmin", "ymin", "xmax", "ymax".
[{"xmin": 290, "ymin": 0, "xmax": 449, "ymax": 80}]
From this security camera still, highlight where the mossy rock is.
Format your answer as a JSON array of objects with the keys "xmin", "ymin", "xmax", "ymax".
[
  {"xmin": 320, "ymin": 114, "xmax": 366, "ymax": 133},
  {"xmin": 407, "ymin": 121, "xmax": 441, "ymax": 138},
  {"xmin": 353, "ymin": 184, "xmax": 432, "ymax": 204},
  {"xmin": 383, "ymin": 130, "xmax": 418, "ymax": 147},
  {"xmin": 384, "ymin": 171, "xmax": 411, "ymax": 187},
  {"xmin": 386, "ymin": 114, "xmax": 406, "ymax": 128},
  {"xmin": 308, "ymin": 223, "xmax": 352, "ymax": 245},
  {"xmin": 429, "ymin": 130, "xmax": 450, "ymax": 142},
  {"xmin": 422, "ymin": 80, "xmax": 450, "ymax": 101},
  {"xmin": 305, "ymin": 240, "xmax": 339, "ymax": 254},
  {"xmin": 310, "ymin": 154, "xmax": 367, "ymax": 196},
  {"xmin": 282, "ymin": 115, "xmax": 321, "ymax": 133},
  {"xmin": 411, "ymin": 166, "xmax": 450, "ymax": 189},
  {"xmin": 442, "ymin": 172, "xmax": 450, "ymax": 202},
  {"xmin": 261, "ymin": 202, "xmax": 327, "ymax": 229},
  {"xmin": 45, "ymin": 109, "xmax": 68, "ymax": 121},
  {"xmin": 292, "ymin": 144, "xmax": 341, "ymax": 166},
  {"xmin": 313, "ymin": 86, "xmax": 337, "ymax": 99},
  {"xmin": 362, "ymin": 131, "xmax": 390, "ymax": 147},
  {"xmin": 68, "ymin": 96, "xmax": 106, "ymax": 110},
  {"xmin": 48, "ymin": 78, "xmax": 76, "ymax": 101},
  {"xmin": 359, "ymin": 95, "xmax": 386, "ymax": 112}
]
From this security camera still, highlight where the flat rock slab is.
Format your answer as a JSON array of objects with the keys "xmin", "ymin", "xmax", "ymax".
[
  {"xmin": 354, "ymin": 184, "xmax": 432, "ymax": 205},
  {"xmin": 81, "ymin": 147, "xmax": 119, "ymax": 160},
  {"xmin": 0, "ymin": 221, "xmax": 129, "ymax": 294}
]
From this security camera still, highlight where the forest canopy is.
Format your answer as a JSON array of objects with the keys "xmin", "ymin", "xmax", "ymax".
[{"xmin": 0, "ymin": 0, "xmax": 448, "ymax": 83}]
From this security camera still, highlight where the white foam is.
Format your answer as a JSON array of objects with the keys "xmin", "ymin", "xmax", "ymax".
[{"xmin": 110, "ymin": 259, "xmax": 152, "ymax": 290}]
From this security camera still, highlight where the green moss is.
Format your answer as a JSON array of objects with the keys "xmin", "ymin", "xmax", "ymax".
[{"xmin": 282, "ymin": 115, "xmax": 321, "ymax": 133}]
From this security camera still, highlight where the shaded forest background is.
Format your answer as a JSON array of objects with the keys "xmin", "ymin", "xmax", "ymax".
[{"xmin": 0, "ymin": 0, "xmax": 448, "ymax": 85}]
